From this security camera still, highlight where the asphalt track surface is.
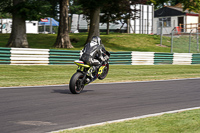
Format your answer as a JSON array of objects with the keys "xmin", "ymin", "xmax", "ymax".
[{"xmin": 1, "ymin": 78, "xmax": 200, "ymax": 133}]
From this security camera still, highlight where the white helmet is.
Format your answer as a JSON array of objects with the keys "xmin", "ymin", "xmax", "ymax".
[{"xmin": 91, "ymin": 36, "xmax": 102, "ymax": 45}]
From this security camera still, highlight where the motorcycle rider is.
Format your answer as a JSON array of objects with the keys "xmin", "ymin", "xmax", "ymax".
[{"xmin": 80, "ymin": 36, "xmax": 109, "ymax": 78}]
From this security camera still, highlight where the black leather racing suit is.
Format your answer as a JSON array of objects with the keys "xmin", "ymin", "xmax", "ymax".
[{"xmin": 80, "ymin": 41, "xmax": 107, "ymax": 66}]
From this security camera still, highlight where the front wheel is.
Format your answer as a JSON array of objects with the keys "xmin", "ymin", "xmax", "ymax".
[{"xmin": 69, "ymin": 72, "xmax": 85, "ymax": 94}]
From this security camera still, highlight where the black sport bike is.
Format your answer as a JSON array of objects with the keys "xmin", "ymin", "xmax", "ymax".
[{"xmin": 69, "ymin": 56, "xmax": 109, "ymax": 94}]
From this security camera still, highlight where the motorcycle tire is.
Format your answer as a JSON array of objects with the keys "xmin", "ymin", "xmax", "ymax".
[
  {"xmin": 98, "ymin": 63, "xmax": 109, "ymax": 80},
  {"xmin": 69, "ymin": 72, "xmax": 85, "ymax": 94}
]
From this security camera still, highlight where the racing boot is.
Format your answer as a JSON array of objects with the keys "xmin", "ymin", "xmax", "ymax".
[
  {"xmin": 94, "ymin": 64, "xmax": 102, "ymax": 77},
  {"xmin": 87, "ymin": 67, "xmax": 94, "ymax": 78},
  {"xmin": 87, "ymin": 65, "xmax": 100, "ymax": 79}
]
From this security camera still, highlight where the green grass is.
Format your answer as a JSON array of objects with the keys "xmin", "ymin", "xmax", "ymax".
[
  {"xmin": 1, "ymin": 33, "xmax": 200, "ymax": 53},
  {"xmin": 0, "ymin": 65, "xmax": 200, "ymax": 87},
  {"xmin": 62, "ymin": 109, "xmax": 200, "ymax": 133},
  {"xmin": 0, "ymin": 33, "xmax": 171, "ymax": 52}
]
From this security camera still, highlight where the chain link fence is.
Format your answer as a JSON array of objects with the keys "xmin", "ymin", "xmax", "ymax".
[{"xmin": 170, "ymin": 26, "xmax": 200, "ymax": 53}]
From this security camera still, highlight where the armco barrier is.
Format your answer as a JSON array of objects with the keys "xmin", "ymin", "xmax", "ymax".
[
  {"xmin": 1, "ymin": 47, "xmax": 200, "ymax": 65},
  {"xmin": 192, "ymin": 54, "xmax": 200, "ymax": 64},
  {"xmin": 154, "ymin": 53, "xmax": 173, "ymax": 65},
  {"xmin": 10, "ymin": 48, "xmax": 49, "ymax": 65},
  {"xmin": 110, "ymin": 51, "xmax": 132, "ymax": 65},
  {"xmin": 132, "ymin": 52, "xmax": 154, "ymax": 65},
  {"xmin": 49, "ymin": 49, "xmax": 80, "ymax": 65},
  {"xmin": 173, "ymin": 53, "xmax": 193, "ymax": 65},
  {"xmin": 0, "ymin": 47, "xmax": 11, "ymax": 64}
]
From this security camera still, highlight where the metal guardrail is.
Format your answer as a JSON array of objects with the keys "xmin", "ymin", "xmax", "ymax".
[
  {"xmin": 154, "ymin": 53, "xmax": 173, "ymax": 64},
  {"xmin": 0, "ymin": 47, "xmax": 11, "ymax": 64},
  {"xmin": 49, "ymin": 49, "xmax": 80, "ymax": 65},
  {"xmin": 110, "ymin": 51, "xmax": 132, "ymax": 65},
  {"xmin": 1, "ymin": 47, "xmax": 200, "ymax": 65},
  {"xmin": 192, "ymin": 54, "xmax": 200, "ymax": 64}
]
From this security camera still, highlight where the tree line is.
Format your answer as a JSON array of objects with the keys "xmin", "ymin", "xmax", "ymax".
[{"xmin": 0, "ymin": 0, "xmax": 199, "ymax": 48}]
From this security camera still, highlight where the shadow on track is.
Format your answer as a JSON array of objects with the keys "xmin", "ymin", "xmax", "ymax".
[{"xmin": 52, "ymin": 89, "xmax": 93, "ymax": 94}]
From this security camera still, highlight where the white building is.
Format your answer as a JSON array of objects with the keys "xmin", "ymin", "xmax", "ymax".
[
  {"xmin": 154, "ymin": 6, "xmax": 199, "ymax": 34},
  {"xmin": 130, "ymin": 4, "xmax": 154, "ymax": 34},
  {"xmin": 0, "ymin": 19, "xmax": 12, "ymax": 33},
  {"xmin": 25, "ymin": 21, "xmax": 38, "ymax": 34},
  {"xmin": 0, "ymin": 19, "xmax": 39, "ymax": 34},
  {"xmin": 71, "ymin": 4, "xmax": 154, "ymax": 34},
  {"xmin": 71, "ymin": 14, "xmax": 127, "ymax": 33}
]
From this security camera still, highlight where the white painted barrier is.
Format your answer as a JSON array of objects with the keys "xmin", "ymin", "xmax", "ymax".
[
  {"xmin": 1, "ymin": 47, "xmax": 199, "ymax": 65},
  {"xmin": 10, "ymin": 48, "xmax": 49, "ymax": 65},
  {"xmin": 173, "ymin": 53, "xmax": 192, "ymax": 65},
  {"xmin": 131, "ymin": 52, "xmax": 155, "ymax": 65}
]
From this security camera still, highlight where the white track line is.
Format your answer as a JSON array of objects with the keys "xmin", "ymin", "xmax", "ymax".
[
  {"xmin": 50, "ymin": 106, "xmax": 200, "ymax": 133},
  {"xmin": 92, "ymin": 77, "xmax": 200, "ymax": 85},
  {"xmin": 1, "ymin": 77, "xmax": 200, "ymax": 89},
  {"xmin": 0, "ymin": 84, "xmax": 68, "ymax": 89}
]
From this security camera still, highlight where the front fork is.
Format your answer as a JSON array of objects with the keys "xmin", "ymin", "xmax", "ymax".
[
  {"xmin": 77, "ymin": 66, "xmax": 96, "ymax": 85},
  {"xmin": 77, "ymin": 66, "xmax": 88, "ymax": 85}
]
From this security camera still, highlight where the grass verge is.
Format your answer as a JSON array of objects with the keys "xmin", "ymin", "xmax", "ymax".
[
  {"xmin": 0, "ymin": 65, "xmax": 200, "ymax": 87},
  {"xmin": 0, "ymin": 33, "xmax": 171, "ymax": 52},
  {"xmin": 62, "ymin": 109, "xmax": 200, "ymax": 133}
]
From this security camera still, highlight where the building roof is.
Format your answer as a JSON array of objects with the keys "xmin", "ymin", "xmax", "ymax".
[
  {"xmin": 154, "ymin": 6, "xmax": 199, "ymax": 17},
  {"xmin": 167, "ymin": 6, "xmax": 198, "ymax": 14}
]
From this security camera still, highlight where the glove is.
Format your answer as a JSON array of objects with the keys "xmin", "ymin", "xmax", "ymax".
[{"xmin": 104, "ymin": 55, "xmax": 109, "ymax": 61}]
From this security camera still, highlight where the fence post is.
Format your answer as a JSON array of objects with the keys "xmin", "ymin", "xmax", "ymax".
[
  {"xmin": 189, "ymin": 29, "xmax": 193, "ymax": 53},
  {"xmin": 160, "ymin": 21, "xmax": 163, "ymax": 46},
  {"xmin": 0, "ymin": 17, "xmax": 2, "ymax": 34},
  {"xmin": 171, "ymin": 27, "xmax": 175, "ymax": 53},
  {"xmin": 197, "ymin": 27, "xmax": 199, "ymax": 53}
]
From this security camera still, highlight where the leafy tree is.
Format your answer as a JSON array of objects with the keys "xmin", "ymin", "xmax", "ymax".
[
  {"xmin": 78, "ymin": 0, "xmax": 108, "ymax": 44},
  {"xmin": 180, "ymin": 0, "xmax": 200, "ymax": 12},
  {"xmin": 0, "ymin": 13, "xmax": 11, "ymax": 18},
  {"xmin": 151, "ymin": 0, "xmax": 169, "ymax": 9},
  {"xmin": 0, "ymin": 0, "xmax": 51, "ymax": 48},
  {"xmin": 170, "ymin": 0, "xmax": 180, "ymax": 6},
  {"xmin": 101, "ymin": 0, "xmax": 148, "ymax": 34},
  {"xmin": 79, "ymin": 0, "xmax": 148, "ymax": 43},
  {"xmin": 180, "ymin": 0, "xmax": 200, "ymax": 24},
  {"xmin": 54, "ymin": 0, "xmax": 73, "ymax": 48},
  {"xmin": 47, "ymin": 0, "xmax": 60, "ymax": 20},
  {"xmin": 69, "ymin": 0, "xmax": 83, "ymax": 15},
  {"xmin": 100, "ymin": 0, "xmax": 128, "ymax": 35},
  {"xmin": 151, "ymin": 0, "xmax": 200, "ymax": 10}
]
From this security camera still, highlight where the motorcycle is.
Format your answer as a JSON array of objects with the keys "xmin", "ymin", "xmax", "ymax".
[{"xmin": 69, "ymin": 56, "xmax": 110, "ymax": 94}]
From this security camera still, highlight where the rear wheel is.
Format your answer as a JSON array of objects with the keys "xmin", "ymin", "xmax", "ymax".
[
  {"xmin": 69, "ymin": 72, "xmax": 84, "ymax": 94},
  {"xmin": 98, "ymin": 63, "xmax": 109, "ymax": 80}
]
